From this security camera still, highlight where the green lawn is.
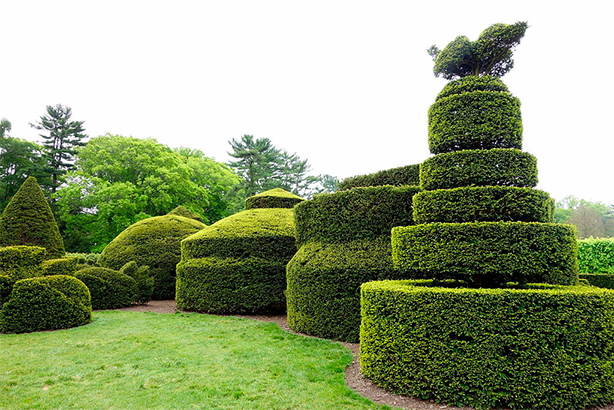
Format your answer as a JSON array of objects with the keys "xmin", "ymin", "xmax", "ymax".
[{"xmin": 0, "ymin": 310, "xmax": 396, "ymax": 410}]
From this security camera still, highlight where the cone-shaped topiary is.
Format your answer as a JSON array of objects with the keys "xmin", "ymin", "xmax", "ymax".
[
  {"xmin": 98, "ymin": 214, "xmax": 205, "ymax": 300},
  {"xmin": 0, "ymin": 177, "xmax": 65, "ymax": 258}
]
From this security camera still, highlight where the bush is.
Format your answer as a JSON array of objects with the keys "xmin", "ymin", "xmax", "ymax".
[
  {"xmin": 578, "ymin": 238, "xmax": 614, "ymax": 274},
  {"xmin": 580, "ymin": 273, "xmax": 614, "ymax": 289},
  {"xmin": 294, "ymin": 186, "xmax": 420, "ymax": 245},
  {"xmin": 73, "ymin": 267, "xmax": 137, "ymax": 309},
  {"xmin": 0, "ymin": 177, "xmax": 65, "ymax": 258},
  {"xmin": 0, "ymin": 275, "xmax": 91, "ymax": 333},
  {"xmin": 434, "ymin": 75, "xmax": 510, "ymax": 99},
  {"xmin": 0, "ymin": 246, "xmax": 46, "ymax": 280},
  {"xmin": 41, "ymin": 257, "xmax": 78, "ymax": 276},
  {"xmin": 66, "ymin": 253, "xmax": 100, "ymax": 266},
  {"xmin": 244, "ymin": 188, "xmax": 304, "ymax": 210},
  {"xmin": 98, "ymin": 214, "xmax": 205, "ymax": 300},
  {"xmin": 119, "ymin": 261, "xmax": 153, "ymax": 304},
  {"xmin": 337, "ymin": 164, "xmax": 420, "ymax": 191},
  {"xmin": 419, "ymin": 148, "xmax": 538, "ymax": 190},
  {"xmin": 413, "ymin": 186, "xmax": 554, "ymax": 224},
  {"xmin": 360, "ymin": 280, "xmax": 614, "ymax": 410},
  {"xmin": 167, "ymin": 205, "xmax": 203, "ymax": 222},
  {"xmin": 0, "ymin": 275, "xmax": 15, "ymax": 305},
  {"xmin": 428, "ymin": 77, "xmax": 522, "ymax": 154},
  {"xmin": 177, "ymin": 208, "xmax": 297, "ymax": 314},
  {"xmin": 392, "ymin": 222, "xmax": 578, "ymax": 286}
]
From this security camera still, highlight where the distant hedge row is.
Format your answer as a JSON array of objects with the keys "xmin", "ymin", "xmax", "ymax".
[
  {"xmin": 412, "ymin": 186, "xmax": 553, "ymax": 224},
  {"xmin": 419, "ymin": 148, "xmax": 538, "ymax": 190},
  {"xmin": 360, "ymin": 280, "xmax": 614, "ymax": 410},
  {"xmin": 337, "ymin": 164, "xmax": 420, "ymax": 191}
]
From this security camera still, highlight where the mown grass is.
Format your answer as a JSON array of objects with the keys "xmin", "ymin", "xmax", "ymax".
[{"xmin": 0, "ymin": 310, "xmax": 396, "ymax": 410}]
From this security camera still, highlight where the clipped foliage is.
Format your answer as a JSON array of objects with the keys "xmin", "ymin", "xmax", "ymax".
[
  {"xmin": 420, "ymin": 148, "xmax": 538, "ymax": 190},
  {"xmin": 99, "ymin": 214, "xmax": 205, "ymax": 300},
  {"xmin": 167, "ymin": 206, "xmax": 203, "ymax": 222},
  {"xmin": 392, "ymin": 222, "xmax": 578, "ymax": 286},
  {"xmin": 0, "ymin": 275, "xmax": 91, "ymax": 334},
  {"xmin": 244, "ymin": 188, "xmax": 304, "ymax": 210},
  {"xmin": 0, "ymin": 275, "xmax": 15, "ymax": 305},
  {"xmin": 428, "ymin": 76, "xmax": 522, "ymax": 154},
  {"xmin": 578, "ymin": 238, "xmax": 614, "ymax": 274},
  {"xmin": 579, "ymin": 273, "xmax": 614, "ymax": 289},
  {"xmin": 41, "ymin": 257, "xmax": 78, "ymax": 276},
  {"xmin": 337, "ymin": 164, "xmax": 420, "ymax": 191},
  {"xmin": 294, "ymin": 186, "xmax": 420, "ymax": 245},
  {"xmin": 360, "ymin": 280, "xmax": 614, "ymax": 410},
  {"xmin": 177, "ymin": 208, "xmax": 297, "ymax": 314},
  {"xmin": 66, "ymin": 253, "xmax": 100, "ymax": 266},
  {"xmin": 0, "ymin": 177, "xmax": 65, "ymax": 258},
  {"xmin": 413, "ymin": 186, "xmax": 554, "ymax": 224},
  {"xmin": 73, "ymin": 267, "xmax": 137, "ymax": 310},
  {"xmin": 0, "ymin": 246, "xmax": 46, "ymax": 280},
  {"xmin": 119, "ymin": 261, "xmax": 154, "ymax": 304}
]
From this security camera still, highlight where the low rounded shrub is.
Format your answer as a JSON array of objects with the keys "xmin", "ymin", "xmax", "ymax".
[
  {"xmin": 73, "ymin": 267, "xmax": 137, "ymax": 309},
  {"xmin": 338, "ymin": 164, "xmax": 420, "ymax": 191},
  {"xmin": 413, "ymin": 186, "xmax": 554, "ymax": 224},
  {"xmin": 167, "ymin": 205, "xmax": 203, "ymax": 222},
  {"xmin": 428, "ymin": 77, "xmax": 522, "ymax": 154},
  {"xmin": 578, "ymin": 238, "xmax": 614, "ymax": 274},
  {"xmin": 177, "ymin": 208, "xmax": 297, "ymax": 314},
  {"xmin": 66, "ymin": 253, "xmax": 100, "ymax": 266},
  {"xmin": 244, "ymin": 188, "xmax": 304, "ymax": 210},
  {"xmin": 99, "ymin": 214, "xmax": 205, "ymax": 300},
  {"xmin": 41, "ymin": 257, "xmax": 78, "ymax": 276},
  {"xmin": 360, "ymin": 280, "xmax": 614, "ymax": 410},
  {"xmin": 119, "ymin": 261, "xmax": 153, "ymax": 304},
  {"xmin": 419, "ymin": 148, "xmax": 538, "ymax": 190},
  {"xmin": 392, "ymin": 222, "xmax": 578, "ymax": 286},
  {"xmin": 0, "ymin": 275, "xmax": 91, "ymax": 333}
]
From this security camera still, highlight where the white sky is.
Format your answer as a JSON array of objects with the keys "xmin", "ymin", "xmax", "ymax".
[{"xmin": 1, "ymin": 1, "xmax": 612, "ymax": 205}]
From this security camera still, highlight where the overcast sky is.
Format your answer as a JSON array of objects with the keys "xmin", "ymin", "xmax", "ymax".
[{"xmin": 2, "ymin": 1, "xmax": 612, "ymax": 205}]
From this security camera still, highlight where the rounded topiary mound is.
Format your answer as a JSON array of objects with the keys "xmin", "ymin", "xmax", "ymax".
[
  {"xmin": 286, "ymin": 186, "xmax": 420, "ymax": 342},
  {"xmin": 338, "ymin": 164, "xmax": 420, "ymax": 191},
  {"xmin": 0, "ymin": 246, "xmax": 46, "ymax": 304},
  {"xmin": 0, "ymin": 275, "xmax": 91, "ymax": 333},
  {"xmin": 244, "ymin": 188, "xmax": 304, "ymax": 210},
  {"xmin": 177, "ymin": 207, "xmax": 297, "ymax": 314},
  {"xmin": 360, "ymin": 280, "xmax": 614, "ymax": 410},
  {"xmin": 428, "ymin": 76, "xmax": 522, "ymax": 154},
  {"xmin": 0, "ymin": 177, "xmax": 65, "ymax": 258},
  {"xmin": 419, "ymin": 148, "xmax": 538, "ymax": 190},
  {"xmin": 167, "ymin": 205, "xmax": 203, "ymax": 222},
  {"xmin": 73, "ymin": 267, "xmax": 137, "ymax": 310},
  {"xmin": 98, "ymin": 214, "xmax": 206, "ymax": 300}
]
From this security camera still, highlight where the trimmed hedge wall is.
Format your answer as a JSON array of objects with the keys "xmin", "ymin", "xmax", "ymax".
[
  {"xmin": 177, "ymin": 207, "xmax": 297, "ymax": 314},
  {"xmin": 428, "ymin": 77, "xmax": 523, "ymax": 154},
  {"xmin": 337, "ymin": 164, "xmax": 420, "ymax": 191},
  {"xmin": 360, "ymin": 280, "xmax": 614, "ymax": 410},
  {"xmin": 244, "ymin": 188, "xmax": 304, "ymax": 210},
  {"xmin": 579, "ymin": 238, "xmax": 614, "ymax": 274},
  {"xmin": 73, "ymin": 267, "xmax": 137, "ymax": 310},
  {"xmin": 580, "ymin": 273, "xmax": 614, "ymax": 289},
  {"xmin": 392, "ymin": 222, "xmax": 578, "ymax": 286},
  {"xmin": 419, "ymin": 148, "xmax": 538, "ymax": 191},
  {"xmin": 294, "ymin": 186, "xmax": 420, "ymax": 245},
  {"xmin": 413, "ymin": 186, "xmax": 554, "ymax": 224},
  {"xmin": 0, "ymin": 275, "xmax": 91, "ymax": 334},
  {"xmin": 99, "ymin": 214, "xmax": 205, "ymax": 300},
  {"xmin": 0, "ymin": 177, "xmax": 65, "ymax": 258}
]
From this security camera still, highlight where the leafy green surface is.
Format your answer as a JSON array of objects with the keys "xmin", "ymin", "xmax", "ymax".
[{"xmin": 0, "ymin": 310, "xmax": 392, "ymax": 410}]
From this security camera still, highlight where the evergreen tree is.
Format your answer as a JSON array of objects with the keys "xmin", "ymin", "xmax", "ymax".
[{"xmin": 30, "ymin": 104, "xmax": 87, "ymax": 193}]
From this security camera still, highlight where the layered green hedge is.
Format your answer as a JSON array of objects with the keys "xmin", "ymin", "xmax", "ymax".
[
  {"xmin": 413, "ymin": 186, "xmax": 554, "ymax": 224},
  {"xmin": 419, "ymin": 149, "xmax": 538, "ymax": 190},
  {"xmin": 360, "ymin": 280, "xmax": 614, "ymax": 410},
  {"xmin": 578, "ymin": 238, "xmax": 614, "ymax": 274},
  {"xmin": 73, "ymin": 267, "xmax": 137, "ymax": 310},
  {"xmin": 580, "ymin": 273, "xmax": 614, "ymax": 289},
  {"xmin": 41, "ymin": 257, "xmax": 78, "ymax": 276},
  {"xmin": 337, "ymin": 164, "xmax": 420, "ymax": 191},
  {"xmin": 428, "ymin": 77, "xmax": 522, "ymax": 154},
  {"xmin": 434, "ymin": 75, "xmax": 510, "ymax": 99},
  {"xmin": 0, "ymin": 246, "xmax": 46, "ymax": 280},
  {"xmin": 244, "ymin": 188, "xmax": 304, "ymax": 210},
  {"xmin": 177, "ymin": 208, "xmax": 297, "ymax": 314},
  {"xmin": 0, "ymin": 275, "xmax": 91, "ymax": 333},
  {"xmin": 392, "ymin": 222, "xmax": 578, "ymax": 286},
  {"xmin": 294, "ymin": 186, "xmax": 420, "ymax": 245},
  {"xmin": 99, "ymin": 214, "xmax": 205, "ymax": 299}
]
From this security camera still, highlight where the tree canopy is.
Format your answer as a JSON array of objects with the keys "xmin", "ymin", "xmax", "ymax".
[
  {"xmin": 428, "ymin": 21, "xmax": 528, "ymax": 80},
  {"xmin": 555, "ymin": 195, "xmax": 614, "ymax": 238}
]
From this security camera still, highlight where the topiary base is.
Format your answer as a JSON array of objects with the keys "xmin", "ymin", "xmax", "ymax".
[{"xmin": 360, "ymin": 280, "xmax": 614, "ymax": 410}]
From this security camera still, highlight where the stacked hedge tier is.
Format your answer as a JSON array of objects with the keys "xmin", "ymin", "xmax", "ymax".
[
  {"xmin": 286, "ymin": 185, "xmax": 420, "ymax": 342},
  {"xmin": 176, "ymin": 189, "xmax": 303, "ymax": 314}
]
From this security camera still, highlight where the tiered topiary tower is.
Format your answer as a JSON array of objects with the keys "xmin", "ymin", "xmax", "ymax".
[{"xmin": 360, "ymin": 23, "xmax": 614, "ymax": 410}]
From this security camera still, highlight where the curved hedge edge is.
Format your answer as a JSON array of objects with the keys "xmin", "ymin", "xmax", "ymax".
[
  {"xmin": 74, "ymin": 267, "xmax": 137, "ymax": 309},
  {"xmin": 244, "ymin": 188, "xmax": 304, "ymax": 210},
  {"xmin": 41, "ymin": 257, "xmax": 78, "ymax": 276},
  {"xmin": 360, "ymin": 279, "xmax": 614, "ymax": 410},
  {"xmin": 412, "ymin": 186, "xmax": 554, "ymax": 224},
  {"xmin": 392, "ymin": 222, "xmax": 578, "ymax": 286},
  {"xmin": 419, "ymin": 148, "xmax": 538, "ymax": 191},
  {"xmin": 435, "ymin": 75, "xmax": 510, "ymax": 100},
  {"xmin": 338, "ymin": 164, "xmax": 420, "ymax": 191}
]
